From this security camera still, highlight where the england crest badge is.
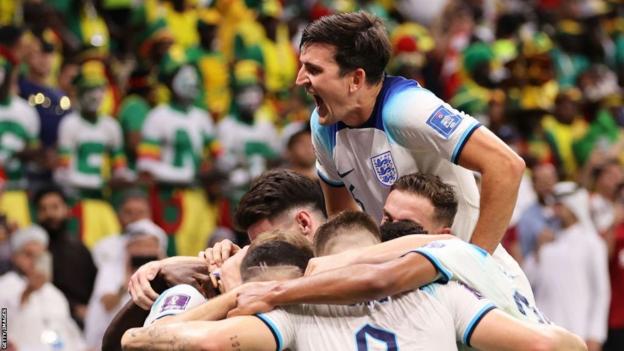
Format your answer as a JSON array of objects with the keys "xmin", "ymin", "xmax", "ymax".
[{"xmin": 371, "ymin": 151, "xmax": 398, "ymax": 186}]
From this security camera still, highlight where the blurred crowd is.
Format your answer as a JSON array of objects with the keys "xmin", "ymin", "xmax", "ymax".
[{"xmin": 0, "ymin": 0, "xmax": 623, "ymax": 350}]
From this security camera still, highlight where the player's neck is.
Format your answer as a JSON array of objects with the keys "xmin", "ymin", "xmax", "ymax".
[{"xmin": 342, "ymin": 81, "xmax": 384, "ymax": 127}]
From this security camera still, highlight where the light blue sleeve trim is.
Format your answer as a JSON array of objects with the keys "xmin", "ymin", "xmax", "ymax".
[
  {"xmin": 462, "ymin": 304, "xmax": 497, "ymax": 346},
  {"xmin": 256, "ymin": 313, "xmax": 284, "ymax": 351},
  {"xmin": 405, "ymin": 250, "xmax": 453, "ymax": 283},
  {"xmin": 451, "ymin": 121, "xmax": 481, "ymax": 164},
  {"xmin": 317, "ymin": 169, "xmax": 345, "ymax": 187}
]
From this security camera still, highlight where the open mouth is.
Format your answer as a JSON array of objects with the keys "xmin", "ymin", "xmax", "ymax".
[{"xmin": 312, "ymin": 93, "xmax": 328, "ymax": 117}]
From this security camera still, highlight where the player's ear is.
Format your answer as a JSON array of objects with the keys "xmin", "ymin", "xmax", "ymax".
[
  {"xmin": 350, "ymin": 68, "xmax": 366, "ymax": 93},
  {"xmin": 294, "ymin": 210, "xmax": 314, "ymax": 238}
]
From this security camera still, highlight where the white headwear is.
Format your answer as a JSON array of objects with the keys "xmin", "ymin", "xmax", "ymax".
[
  {"xmin": 553, "ymin": 181, "xmax": 594, "ymax": 230},
  {"xmin": 125, "ymin": 219, "xmax": 168, "ymax": 252},
  {"xmin": 10, "ymin": 225, "xmax": 49, "ymax": 252}
]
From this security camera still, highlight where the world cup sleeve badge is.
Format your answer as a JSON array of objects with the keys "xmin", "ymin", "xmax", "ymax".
[
  {"xmin": 160, "ymin": 294, "xmax": 191, "ymax": 312},
  {"xmin": 426, "ymin": 105, "xmax": 463, "ymax": 139},
  {"xmin": 371, "ymin": 151, "xmax": 398, "ymax": 186}
]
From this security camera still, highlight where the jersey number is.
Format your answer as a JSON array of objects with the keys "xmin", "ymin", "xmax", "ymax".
[{"xmin": 355, "ymin": 324, "xmax": 398, "ymax": 351}]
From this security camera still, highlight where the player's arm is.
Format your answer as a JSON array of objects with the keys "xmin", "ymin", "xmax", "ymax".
[
  {"xmin": 319, "ymin": 180, "xmax": 360, "ymax": 216},
  {"xmin": 305, "ymin": 234, "xmax": 455, "ymax": 275},
  {"xmin": 470, "ymin": 310, "xmax": 587, "ymax": 351},
  {"xmin": 121, "ymin": 317, "xmax": 277, "ymax": 351},
  {"xmin": 458, "ymin": 127, "xmax": 525, "ymax": 253},
  {"xmin": 152, "ymin": 290, "xmax": 237, "ymax": 325},
  {"xmin": 229, "ymin": 252, "xmax": 440, "ymax": 316}
]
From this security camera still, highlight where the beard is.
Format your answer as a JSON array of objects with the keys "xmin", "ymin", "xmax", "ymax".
[{"xmin": 39, "ymin": 218, "xmax": 68, "ymax": 240}]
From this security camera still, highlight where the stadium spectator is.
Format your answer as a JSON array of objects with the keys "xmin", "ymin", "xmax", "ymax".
[
  {"xmin": 606, "ymin": 182, "xmax": 624, "ymax": 351},
  {"xmin": 283, "ymin": 124, "xmax": 316, "ymax": 180},
  {"xmin": 523, "ymin": 181, "xmax": 610, "ymax": 351},
  {"xmin": 85, "ymin": 218, "xmax": 167, "ymax": 350},
  {"xmin": 137, "ymin": 57, "xmax": 218, "ymax": 256},
  {"xmin": 516, "ymin": 163, "xmax": 560, "ymax": 258},
  {"xmin": 34, "ymin": 185, "xmax": 98, "ymax": 329},
  {"xmin": 18, "ymin": 33, "xmax": 72, "ymax": 188},
  {"xmin": 0, "ymin": 29, "xmax": 40, "ymax": 228},
  {"xmin": 92, "ymin": 189, "xmax": 153, "ymax": 268},
  {"xmin": 0, "ymin": 225, "xmax": 86, "ymax": 350}
]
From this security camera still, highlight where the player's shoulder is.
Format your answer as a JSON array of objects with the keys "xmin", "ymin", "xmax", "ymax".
[{"xmin": 380, "ymin": 76, "xmax": 444, "ymax": 126}]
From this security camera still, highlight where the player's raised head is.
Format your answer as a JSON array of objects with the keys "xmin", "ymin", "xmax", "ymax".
[
  {"xmin": 240, "ymin": 231, "xmax": 315, "ymax": 282},
  {"xmin": 385, "ymin": 172, "xmax": 457, "ymax": 234},
  {"xmin": 235, "ymin": 169, "xmax": 326, "ymax": 241},
  {"xmin": 313, "ymin": 211, "xmax": 380, "ymax": 256},
  {"xmin": 300, "ymin": 11, "xmax": 390, "ymax": 85}
]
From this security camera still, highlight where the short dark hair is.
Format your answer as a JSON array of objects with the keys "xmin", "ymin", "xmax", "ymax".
[
  {"xmin": 240, "ymin": 240, "xmax": 314, "ymax": 281},
  {"xmin": 235, "ymin": 169, "xmax": 326, "ymax": 232},
  {"xmin": 300, "ymin": 11, "xmax": 391, "ymax": 84},
  {"xmin": 379, "ymin": 219, "xmax": 428, "ymax": 242},
  {"xmin": 314, "ymin": 211, "xmax": 380, "ymax": 256},
  {"xmin": 391, "ymin": 173, "xmax": 458, "ymax": 228},
  {"xmin": 33, "ymin": 184, "xmax": 69, "ymax": 208}
]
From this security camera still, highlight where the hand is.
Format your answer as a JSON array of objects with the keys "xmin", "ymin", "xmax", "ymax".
[
  {"xmin": 219, "ymin": 246, "xmax": 248, "ymax": 293},
  {"xmin": 586, "ymin": 339, "xmax": 602, "ymax": 351},
  {"xmin": 21, "ymin": 270, "xmax": 46, "ymax": 304},
  {"xmin": 202, "ymin": 239, "xmax": 241, "ymax": 269},
  {"xmin": 227, "ymin": 280, "xmax": 280, "ymax": 317},
  {"xmin": 158, "ymin": 257, "xmax": 212, "ymax": 297},
  {"xmin": 73, "ymin": 304, "xmax": 88, "ymax": 320},
  {"xmin": 128, "ymin": 260, "xmax": 162, "ymax": 310}
]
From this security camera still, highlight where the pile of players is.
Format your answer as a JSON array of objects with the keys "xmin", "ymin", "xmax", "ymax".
[{"xmin": 97, "ymin": 169, "xmax": 584, "ymax": 351}]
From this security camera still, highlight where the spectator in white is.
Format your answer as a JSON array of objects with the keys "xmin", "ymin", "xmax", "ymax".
[
  {"xmin": 516, "ymin": 163, "xmax": 560, "ymax": 258},
  {"xmin": 91, "ymin": 189, "xmax": 152, "ymax": 268},
  {"xmin": 0, "ymin": 225, "xmax": 86, "ymax": 351},
  {"xmin": 84, "ymin": 219, "xmax": 167, "ymax": 350},
  {"xmin": 523, "ymin": 181, "xmax": 610, "ymax": 351}
]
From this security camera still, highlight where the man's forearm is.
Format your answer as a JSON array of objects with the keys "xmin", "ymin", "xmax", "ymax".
[
  {"xmin": 270, "ymin": 254, "xmax": 438, "ymax": 306},
  {"xmin": 103, "ymin": 301, "xmax": 152, "ymax": 351},
  {"xmin": 154, "ymin": 291, "xmax": 237, "ymax": 325},
  {"xmin": 306, "ymin": 234, "xmax": 454, "ymax": 275},
  {"xmin": 470, "ymin": 165, "xmax": 524, "ymax": 253},
  {"xmin": 122, "ymin": 323, "xmax": 203, "ymax": 351}
]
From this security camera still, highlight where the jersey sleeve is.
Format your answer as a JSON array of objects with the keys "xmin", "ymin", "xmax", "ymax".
[
  {"xmin": 57, "ymin": 116, "xmax": 75, "ymax": 168},
  {"xmin": 409, "ymin": 240, "xmax": 517, "ymax": 314},
  {"xmin": 434, "ymin": 282, "xmax": 496, "ymax": 347},
  {"xmin": 255, "ymin": 308, "xmax": 297, "ymax": 351},
  {"xmin": 108, "ymin": 118, "xmax": 127, "ymax": 170},
  {"xmin": 409, "ymin": 240, "xmax": 545, "ymax": 324},
  {"xmin": 200, "ymin": 110, "xmax": 220, "ymax": 159},
  {"xmin": 24, "ymin": 103, "xmax": 41, "ymax": 146},
  {"xmin": 383, "ymin": 88, "xmax": 481, "ymax": 164},
  {"xmin": 310, "ymin": 111, "xmax": 343, "ymax": 187},
  {"xmin": 137, "ymin": 111, "xmax": 163, "ymax": 164}
]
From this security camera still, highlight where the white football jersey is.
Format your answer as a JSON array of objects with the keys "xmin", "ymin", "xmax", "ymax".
[
  {"xmin": 257, "ymin": 281, "xmax": 495, "ymax": 351},
  {"xmin": 0, "ymin": 96, "xmax": 40, "ymax": 184},
  {"xmin": 56, "ymin": 112, "xmax": 123, "ymax": 190},
  {"xmin": 311, "ymin": 75, "xmax": 480, "ymax": 240},
  {"xmin": 137, "ymin": 104, "xmax": 216, "ymax": 184},
  {"xmin": 410, "ymin": 239, "xmax": 549, "ymax": 325}
]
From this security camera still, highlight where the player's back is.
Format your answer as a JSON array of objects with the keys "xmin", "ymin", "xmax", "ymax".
[{"xmin": 257, "ymin": 281, "xmax": 495, "ymax": 351}]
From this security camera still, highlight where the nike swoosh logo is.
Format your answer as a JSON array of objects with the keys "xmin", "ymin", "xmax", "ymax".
[{"xmin": 338, "ymin": 169, "xmax": 354, "ymax": 178}]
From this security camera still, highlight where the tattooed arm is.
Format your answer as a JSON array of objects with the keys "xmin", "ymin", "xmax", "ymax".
[{"xmin": 121, "ymin": 318, "xmax": 276, "ymax": 351}]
